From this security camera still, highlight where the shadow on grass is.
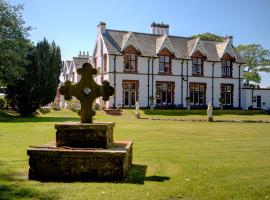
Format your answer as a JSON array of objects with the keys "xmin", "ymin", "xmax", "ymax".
[
  {"xmin": 0, "ymin": 116, "xmax": 79, "ymax": 123},
  {"xmin": 125, "ymin": 164, "xmax": 170, "ymax": 184},
  {"xmin": 0, "ymin": 161, "xmax": 58, "ymax": 200},
  {"xmin": 0, "ymin": 109, "xmax": 80, "ymax": 123},
  {"xmin": 0, "ymin": 183, "xmax": 58, "ymax": 200}
]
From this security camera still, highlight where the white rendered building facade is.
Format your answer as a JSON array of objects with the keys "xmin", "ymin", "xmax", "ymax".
[{"xmin": 91, "ymin": 22, "xmax": 250, "ymax": 109}]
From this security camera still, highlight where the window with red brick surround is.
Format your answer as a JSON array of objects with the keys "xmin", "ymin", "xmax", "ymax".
[
  {"xmin": 158, "ymin": 48, "xmax": 172, "ymax": 74},
  {"xmin": 123, "ymin": 45, "xmax": 138, "ymax": 72},
  {"xmin": 191, "ymin": 50, "xmax": 205, "ymax": 76}
]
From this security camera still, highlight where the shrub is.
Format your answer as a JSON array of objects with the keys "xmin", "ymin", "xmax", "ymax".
[
  {"xmin": 39, "ymin": 107, "xmax": 51, "ymax": 114},
  {"xmin": 51, "ymin": 101, "xmax": 61, "ymax": 111},
  {"xmin": 143, "ymin": 109, "xmax": 267, "ymax": 116},
  {"xmin": 67, "ymin": 99, "xmax": 80, "ymax": 112},
  {"xmin": 95, "ymin": 103, "xmax": 100, "ymax": 110},
  {"xmin": 0, "ymin": 98, "xmax": 6, "ymax": 108}
]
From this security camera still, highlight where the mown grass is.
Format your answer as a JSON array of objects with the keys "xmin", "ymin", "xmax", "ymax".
[{"xmin": 0, "ymin": 109, "xmax": 270, "ymax": 200}]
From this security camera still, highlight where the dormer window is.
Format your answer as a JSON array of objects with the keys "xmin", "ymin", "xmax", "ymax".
[
  {"xmin": 123, "ymin": 45, "xmax": 138, "ymax": 72},
  {"xmin": 159, "ymin": 55, "xmax": 171, "ymax": 73},
  {"xmin": 221, "ymin": 59, "xmax": 233, "ymax": 77},
  {"xmin": 158, "ymin": 48, "xmax": 172, "ymax": 74},
  {"xmin": 192, "ymin": 57, "xmax": 204, "ymax": 76},
  {"xmin": 124, "ymin": 53, "xmax": 137, "ymax": 71}
]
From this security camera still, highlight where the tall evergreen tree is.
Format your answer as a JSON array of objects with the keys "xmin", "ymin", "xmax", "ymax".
[{"xmin": 6, "ymin": 39, "xmax": 63, "ymax": 116}]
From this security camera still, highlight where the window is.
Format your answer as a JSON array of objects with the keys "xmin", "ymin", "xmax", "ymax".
[
  {"xmin": 189, "ymin": 83, "xmax": 206, "ymax": 106},
  {"xmin": 123, "ymin": 80, "xmax": 138, "ymax": 107},
  {"xmin": 220, "ymin": 84, "xmax": 233, "ymax": 105},
  {"xmin": 159, "ymin": 55, "xmax": 171, "ymax": 73},
  {"xmin": 72, "ymin": 72, "xmax": 75, "ymax": 82},
  {"xmin": 192, "ymin": 58, "xmax": 204, "ymax": 76},
  {"xmin": 93, "ymin": 57, "xmax": 97, "ymax": 68},
  {"xmin": 103, "ymin": 54, "xmax": 107, "ymax": 72},
  {"xmin": 257, "ymin": 96, "xmax": 261, "ymax": 108},
  {"xmin": 221, "ymin": 60, "xmax": 232, "ymax": 77},
  {"xmin": 124, "ymin": 53, "xmax": 137, "ymax": 72},
  {"xmin": 156, "ymin": 82, "xmax": 174, "ymax": 106}
]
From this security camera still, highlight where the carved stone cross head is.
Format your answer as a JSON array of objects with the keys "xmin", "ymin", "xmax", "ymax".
[{"xmin": 59, "ymin": 63, "xmax": 114, "ymax": 123}]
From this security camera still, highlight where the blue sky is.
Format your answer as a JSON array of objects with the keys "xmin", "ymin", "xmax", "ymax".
[{"xmin": 8, "ymin": 0, "xmax": 270, "ymax": 87}]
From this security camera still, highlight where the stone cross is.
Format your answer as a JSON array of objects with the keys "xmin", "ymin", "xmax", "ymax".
[{"xmin": 59, "ymin": 63, "xmax": 114, "ymax": 123}]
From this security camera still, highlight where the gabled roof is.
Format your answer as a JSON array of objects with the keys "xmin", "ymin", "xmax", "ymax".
[
  {"xmin": 62, "ymin": 60, "xmax": 71, "ymax": 76},
  {"xmin": 156, "ymin": 34, "xmax": 175, "ymax": 55},
  {"xmin": 188, "ymin": 38, "xmax": 207, "ymax": 57},
  {"xmin": 216, "ymin": 40, "xmax": 233, "ymax": 58},
  {"xmin": 121, "ymin": 32, "xmax": 141, "ymax": 52},
  {"xmin": 101, "ymin": 29, "xmax": 244, "ymax": 63}
]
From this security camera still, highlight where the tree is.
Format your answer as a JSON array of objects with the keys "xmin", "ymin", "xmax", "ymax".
[
  {"xmin": 0, "ymin": 0, "xmax": 32, "ymax": 86},
  {"xmin": 191, "ymin": 32, "xmax": 224, "ymax": 42},
  {"xmin": 6, "ymin": 39, "xmax": 63, "ymax": 116},
  {"xmin": 236, "ymin": 44, "xmax": 270, "ymax": 85}
]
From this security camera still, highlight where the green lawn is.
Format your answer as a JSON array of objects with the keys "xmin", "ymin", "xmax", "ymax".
[{"xmin": 0, "ymin": 109, "xmax": 270, "ymax": 200}]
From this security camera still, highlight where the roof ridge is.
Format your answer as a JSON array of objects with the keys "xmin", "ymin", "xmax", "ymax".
[{"xmin": 106, "ymin": 29, "xmax": 193, "ymax": 40}]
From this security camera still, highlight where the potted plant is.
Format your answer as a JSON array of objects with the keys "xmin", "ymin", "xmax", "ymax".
[
  {"xmin": 186, "ymin": 96, "xmax": 191, "ymax": 110},
  {"xmin": 219, "ymin": 97, "xmax": 224, "ymax": 110}
]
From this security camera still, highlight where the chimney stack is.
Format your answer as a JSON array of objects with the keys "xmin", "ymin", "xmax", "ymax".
[
  {"xmin": 225, "ymin": 35, "xmax": 233, "ymax": 45},
  {"xmin": 97, "ymin": 21, "xmax": 106, "ymax": 34},
  {"xmin": 151, "ymin": 22, "xmax": 169, "ymax": 35}
]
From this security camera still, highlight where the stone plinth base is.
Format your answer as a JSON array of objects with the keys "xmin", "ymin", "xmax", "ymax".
[
  {"xmin": 27, "ymin": 141, "xmax": 132, "ymax": 181},
  {"xmin": 55, "ymin": 122, "xmax": 114, "ymax": 148}
]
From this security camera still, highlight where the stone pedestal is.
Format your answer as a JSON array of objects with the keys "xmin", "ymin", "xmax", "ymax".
[
  {"xmin": 27, "ymin": 122, "xmax": 132, "ymax": 181},
  {"xmin": 55, "ymin": 123, "xmax": 115, "ymax": 148}
]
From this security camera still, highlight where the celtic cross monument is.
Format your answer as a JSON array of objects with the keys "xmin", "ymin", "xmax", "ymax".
[
  {"xmin": 27, "ymin": 62, "xmax": 133, "ymax": 181},
  {"xmin": 59, "ymin": 63, "xmax": 114, "ymax": 123}
]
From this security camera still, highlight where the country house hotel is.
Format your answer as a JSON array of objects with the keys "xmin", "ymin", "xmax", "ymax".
[{"xmin": 61, "ymin": 22, "xmax": 270, "ymax": 110}]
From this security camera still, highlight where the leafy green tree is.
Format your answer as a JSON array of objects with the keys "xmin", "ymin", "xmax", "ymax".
[
  {"xmin": 6, "ymin": 39, "xmax": 63, "ymax": 116},
  {"xmin": 0, "ymin": 0, "xmax": 32, "ymax": 86},
  {"xmin": 236, "ymin": 44, "xmax": 270, "ymax": 85},
  {"xmin": 191, "ymin": 32, "xmax": 224, "ymax": 42}
]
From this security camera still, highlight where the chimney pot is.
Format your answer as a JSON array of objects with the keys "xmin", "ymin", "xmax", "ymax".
[
  {"xmin": 225, "ymin": 35, "xmax": 233, "ymax": 45},
  {"xmin": 97, "ymin": 21, "xmax": 106, "ymax": 34},
  {"xmin": 151, "ymin": 22, "xmax": 169, "ymax": 35}
]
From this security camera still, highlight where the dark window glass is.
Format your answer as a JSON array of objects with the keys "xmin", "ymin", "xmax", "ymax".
[
  {"xmin": 189, "ymin": 83, "xmax": 206, "ymax": 105},
  {"xmin": 156, "ymin": 82, "xmax": 174, "ymax": 105},
  {"xmin": 159, "ymin": 55, "xmax": 171, "ymax": 73},
  {"xmin": 222, "ymin": 60, "xmax": 232, "ymax": 77},
  {"xmin": 192, "ymin": 58, "xmax": 203, "ymax": 75},
  {"xmin": 124, "ymin": 53, "xmax": 137, "ymax": 71},
  {"xmin": 220, "ymin": 84, "xmax": 233, "ymax": 105}
]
